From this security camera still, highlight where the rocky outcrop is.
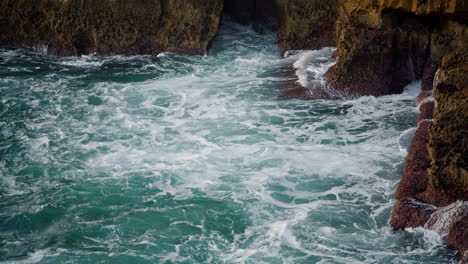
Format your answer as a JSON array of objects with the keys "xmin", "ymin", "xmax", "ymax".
[
  {"xmin": 391, "ymin": 48, "xmax": 467, "ymax": 224},
  {"xmin": 0, "ymin": 0, "xmax": 340, "ymax": 57},
  {"xmin": 321, "ymin": 1, "xmax": 466, "ymax": 261},
  {"xmin": 427, "ymin": 47, "xmax": 468, "ymax": 203},
  {"xmin": 326, "ymin": 0, "xmax": 467, "ymax": 96},
  {"xmin": 0, "ymin": 0, "xmax": 223, "ymax": 56},
  {"xmin": 337, "ymin": 3, "xmax": 468, "ymax": 262}
]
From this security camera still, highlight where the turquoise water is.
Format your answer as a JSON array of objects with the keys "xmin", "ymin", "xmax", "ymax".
[{"xmin": 0, "ymin": 22, "xmax": 457, "ymax": 263}]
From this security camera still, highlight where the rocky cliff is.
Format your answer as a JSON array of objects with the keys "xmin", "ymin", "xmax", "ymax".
[
  {"xmin": 326, "ymin": 0, "xmax": 467, "ymax": 96},
  {"xmin": 324, "ymin": 0, "xmax": 467, "ymax": 261},
  {"xmin": 0, "ymin": 0, "xmax": 339, "ymax": 57},
  {"xmin": 0, "ymin": 0, "xmax": 223, "ymax": 56}
]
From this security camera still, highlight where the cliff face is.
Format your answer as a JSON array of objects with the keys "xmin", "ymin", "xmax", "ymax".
[
  {"xmin": 0, "ymin": 0, "xmax": 339, "ymax": 57},
  {"xmin": 428, "ymin": 48, "xmax": 468, "ymax": 202},
  {"xmin": 326, "ymin": 1, "xmax": 468, "ymax": 261},
  {"xmin": 326, "ymin": 0, "xmax": 467, "ymax": 97},
  {"xmin": 0, "ymin": 0, "xmax": 223, "ymax": 56}
]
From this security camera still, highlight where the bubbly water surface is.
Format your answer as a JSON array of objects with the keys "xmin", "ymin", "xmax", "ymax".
[{"xmin": 0, "ymin": 21, "xmax": 457, "ymax": 264}]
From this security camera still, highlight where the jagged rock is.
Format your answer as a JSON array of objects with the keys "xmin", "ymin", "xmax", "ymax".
[
  {"xmin": 395, "ymin": 121, "xmax": 433, "ymax": 200},
  {"xmin": 0, "ymin": 0, "xmax": 224, "ymax": 56}
]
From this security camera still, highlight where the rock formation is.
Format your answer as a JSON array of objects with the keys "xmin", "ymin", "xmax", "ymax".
[
  {"xmin": 325, "ymin": 1, "xmax": 467, "ymax": 261},
  {"xmin": 0, "ymin": 0, "xmax": 224, "ymax": 56},
  {"xmin": 0, "ymin": 0, "xmax": 340, "ymax": 57}
]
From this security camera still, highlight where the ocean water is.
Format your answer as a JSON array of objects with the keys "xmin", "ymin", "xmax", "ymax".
[{"xmin": 0, "ymin": 21, "xmax": 458, "ymax": 264}]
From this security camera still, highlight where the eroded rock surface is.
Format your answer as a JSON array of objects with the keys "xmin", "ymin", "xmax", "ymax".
[
  {"xmin": 327, "ymin": 0, "xmax": 467, "ymax": 97},
  {"xmin": 0, "ymin": 0, "xmax": 224, "ymax": 56}
]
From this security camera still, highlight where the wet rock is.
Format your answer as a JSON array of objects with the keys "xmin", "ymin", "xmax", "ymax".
[
  {"xmin": 395, "ymin": 121, "xmax": 433, "ymax": 200},
  {"xmin": 390, "ymin": 199, "xmax": 436, "ymax": 229},
  {"xmin": 327, "ymin": 1, "xmax": 433, "ymax": 96},
  {"xmin": 426, "ymin": 202, "xmax": 468, "ymax": 262}
]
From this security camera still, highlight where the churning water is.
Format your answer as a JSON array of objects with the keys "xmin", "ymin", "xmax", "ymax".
[{"xmin": 0, "ymin": 21, "xmax": 458, "ymax": 263}]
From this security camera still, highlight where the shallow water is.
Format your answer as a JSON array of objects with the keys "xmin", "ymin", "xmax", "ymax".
[{"xmin": 0, "ymin": 21, "xmax": 457, "ymax": 264}]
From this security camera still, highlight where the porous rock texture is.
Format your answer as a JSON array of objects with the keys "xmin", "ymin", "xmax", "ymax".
[
  {"xmin": 0, "ymin": 0, "xmax": 224, "ymax": 56},
  {"xmin": 326, "ymin": 0, "xmax": 467, "ymax": 96},
  {"xmin": 427, "ymin": 48, "xmax": 468, "ymax": 203}
]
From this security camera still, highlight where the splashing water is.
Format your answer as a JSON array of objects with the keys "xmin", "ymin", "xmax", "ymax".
[
  {"xmin": 0, "ymin": 21, "xmax": 458, "ymax": 264},
  {"xmin": 426, "ymin": 201, "xmax": 468, "ymax": 236}
]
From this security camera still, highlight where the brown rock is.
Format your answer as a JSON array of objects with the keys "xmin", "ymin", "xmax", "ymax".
[
  {"xmin": 395, "ymin": 121, "xmax": 433, "ymax": 200},
  {"xmin": 327, "ymin": 0, "xmax": 467, "ymax": 97},
  {"xmin": 421, "ymin": 58, "xmax": 439, "ymax": 92},
  {"xmin": 275, "ymin": 0, "xmax": 339, "ymax": 55},
  {"xmin": 428, "ymin": 47, "xmax": 468, "ymax": 201},
  {"xmin": 418, "ymin": 102, "xmax": 435, "ymax": 123},
  {"xmin": 426, "ymin": 203, "xmax": 468, "ymax": 262},
  {"xmin": 390, "ymin": 199, "xmax": 436, "ymax": 229},
  {"xmin": 0, "ymin": 0, "xmax": 224, "ymax": 56}
]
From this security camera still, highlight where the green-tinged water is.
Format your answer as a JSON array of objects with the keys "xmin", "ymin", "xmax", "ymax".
[{"xmin": 0, "ymin": 21, "xmax": 457, "ymax": 264}]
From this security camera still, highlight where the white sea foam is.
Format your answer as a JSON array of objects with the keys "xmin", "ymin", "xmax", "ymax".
[
  {"xmin": 60, "ymin": 55, "xmax": 103, "ymax": 67},
  {"xmin": 0, "ymin": 21, "xmax": 455, "ymax": 264},
  {"xmin": 292, "ymin": 47, "xmax": 336, "ymax": 89},
  {"xmin": 0, "ymin": 250, "xmax": 48, "ymax": 264},
  {"xmin": 425, "ymin": 201, "xmax": 468, "ymax": 236}
]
